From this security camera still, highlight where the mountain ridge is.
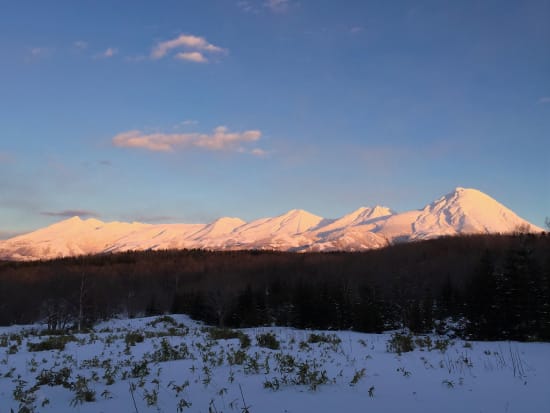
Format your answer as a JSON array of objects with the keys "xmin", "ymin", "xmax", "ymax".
[{"xmin": 0, "ymin": 188, "xmax": 543, "ymax": 261}]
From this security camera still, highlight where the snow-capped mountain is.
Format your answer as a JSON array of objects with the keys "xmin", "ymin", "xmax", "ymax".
[{"xmin": 0, "ymin": 188, "xmax": 543, "ymax": 261}]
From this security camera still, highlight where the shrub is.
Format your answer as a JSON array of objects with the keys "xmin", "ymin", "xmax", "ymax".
[
  {"xmin": 350, "ymin": 368, "xmax": 366, "ymax": 386},
  {"xmin": 308, "ymin": 333, "xmax": 341, "ymax": 345},
  {"xmin": 28, "ymin": 335, "xmax": 77, "ymax": 352},
  {"xmin": 150, "ymin": 339, "xmax": 190, "ymax": 362},
  {"xmin": 209, "ymin": 328, "xmax": 242, "ymax": 340},
  {"xmin": 227, "ymin": 349, "xmax": 247, "ymax": 365},
  {"xmin": 70, "ymin": 376, "xmax": 96, "ymax": 405},
  {"xmin": 149, "ymin": 315, "xmax": 178, "ymax": 327},
  {"xmin": 257, "ymin": 333, "xmax": 280, "ymax": 350},
  {"xmin": 124, "ymin": 331, "xmax": 145, "ymax": 347},
  {"xmin": 209, "ymin": 328, "xmax": 251, "ymax": 349},
  {"xmin": 434, "ymin": 338, "xmax": 451, "ymax": 352},
  {"xmin": 36, "ymin": 367, "xmax": 72, "ymax": 388},
  {"xmin": 239, "ymin": 333, "xmax": 251, "ymax": 349},
  {"xmin": 387, "ymin": 332, "xmax": 415, "ymax": 354}
]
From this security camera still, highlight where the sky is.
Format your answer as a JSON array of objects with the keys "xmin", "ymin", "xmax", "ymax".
[{"xmin": 0, "ymin": 0, "xmax": 549, "ymax": 238}]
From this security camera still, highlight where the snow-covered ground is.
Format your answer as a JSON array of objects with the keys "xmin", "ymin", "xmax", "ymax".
[{"xmin": 1, "ymin": 314, "xmax": 548, "ymax": 413}]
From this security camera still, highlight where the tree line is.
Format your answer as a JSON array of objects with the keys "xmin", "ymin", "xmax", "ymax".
[{"xmin": 0, "ymin": 233, "xmax": 548, "ymax": 341}]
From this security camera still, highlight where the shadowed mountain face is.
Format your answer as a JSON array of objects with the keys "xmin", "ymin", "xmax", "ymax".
[{"xmin": 0, "ymin": 188, "xmax": 542, "ymax": 261}]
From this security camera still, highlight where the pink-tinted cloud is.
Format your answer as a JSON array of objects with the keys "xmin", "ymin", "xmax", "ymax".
[
  {"xmin": 151, "ymin": 34, "xmax": 226, "ymax": 61},
  {"xmin": 175, "ymin": 51, "xmax": 208, "ymax": 63},
  {"xmin": 112, "ymin": 126, "xmax": 264, "ymax": 154}
]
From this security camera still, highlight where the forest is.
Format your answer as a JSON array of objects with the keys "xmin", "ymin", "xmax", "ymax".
[{"xmin": 0, "ymin": 232, "xmax": 548, "ymax": 341}]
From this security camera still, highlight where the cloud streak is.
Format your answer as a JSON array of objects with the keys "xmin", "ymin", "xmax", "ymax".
[
  {"xmin": 112, "ymin": 126, "xmax": 264, "ymax": 155},
  {"xmin": 25, "ymin": 47, "xmax": 54, "ymax": 62},
  {"xmin": 41, "ymin": 210, "xmax": 99, "ymax": 219},
  {"xmin": 95, "ymin": 47, "xmax": 118, "ymax": 58},
  {"xmin": 130, "ymin": 214, "xmax": 176, "ymax": 223},
  {"xmin": 73, "ymin": 41, "xmax": 88, "ymax": 50},
  {"xmin": 151, "ymin": 34, "xmax": 226, "ymax": 62},
  {"xmin": 265, "ymin": 0, "xmax": 291, "ymax": 13},
  {"xmin": 238, "ymin": 0, "xmax": 293, "ymax": 14}
]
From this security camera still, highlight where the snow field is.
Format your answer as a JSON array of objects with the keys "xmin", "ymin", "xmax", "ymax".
[{"xmin": 0, "ymin": 314, "xmax": 549, "ymax": 413}]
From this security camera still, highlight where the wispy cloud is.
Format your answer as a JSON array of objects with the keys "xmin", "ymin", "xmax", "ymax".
[
  {"xmin": 130, "ymin": 214, "xmax": 176, "ymax": 223},
  {"xmin": 101, "ymin": 47, "xmax": 118, "ymax": 58},
  {"xmin": 238, "ymin": 0, "xmax": 293, "ymax": 14},
  {"xmin": 113, "ymin": 126, "xmax": 264, "ymax": 155},
  {"xmin": 249, "ymin": 148, "xmax": 268, "ymax": 157},
  {"xmin": 25, "ymin": 47, "xmax": 53, "ymax": 62},
  {"xmin": 237, "ymin": 1, "xmax": 258, "ymax": 13},
  {"xmin": 265, "ymin": 0, "xmax": 291, "ymax": 13},
  {"xmin": 349, "ymin": 26, "xmax": 364, "ymax": 34},
  {"xmin": 151, "ymin": 34, "xmax": 226, "ymax": 63},
  {"xmin": 173, "ymin": 120, "xmax": 199, "ymax": 130},
  {"xmin": 538, "ymin": 96, "xmax": 550, "ymax": 104},
  {"xmin": 41, "ymin": 209, "xmax": 100, "ymax": 219},
  {"xmin": 93, "ymin": 47, "xmax": 118, "ymax": 59},
  {"xmin": 30, "ymin": 47, "xmax": 50, "ymax": 57},
  {"xmin": 73, "ymin": 41, "xmax": 88, "ymax": 50}
]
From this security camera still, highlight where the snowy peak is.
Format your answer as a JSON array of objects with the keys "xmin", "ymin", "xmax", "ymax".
[
  {"xmin": 313, "ymin": 205, "xmax": 394, "ymax": 235},
  {"xmin": 275, "ymin": 209, "xmax": 324, "ymax": 234},
  {"xmin": 236, "ymin": 209, "xmax": 324, "ymax": 240},
  {"xmin": 0, "ymin": 188, "xmax": 543, "ymax": 260},
  {"xmin": 413, "ymin": 187, "xmax": 542, "ymax": 238},
  {"xmin": 190, "ymin": 217, "xmax": 246, "ymax": 240}
]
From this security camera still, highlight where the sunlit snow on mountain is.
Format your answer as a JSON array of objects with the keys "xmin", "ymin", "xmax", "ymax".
[{"xmin": 0, "ymin": 188, "xmax": 542, "ymax": 261}]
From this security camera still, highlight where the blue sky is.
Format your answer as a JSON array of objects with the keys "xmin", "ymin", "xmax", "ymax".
[{"xmin": 1, "ymin": 0, "xmax": 549, "ymax": 237}]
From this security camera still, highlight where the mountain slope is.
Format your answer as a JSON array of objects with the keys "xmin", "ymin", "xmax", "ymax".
[
  {"xmin": 0, "ymin": 188, "xmax": 543, "ymax": 260},
  {"xmin": 0, "ymin": 217, "xmax": 151, "ymax": 260},
  {"xmin": 364, "ymin": 187, "xmax": 542, "ymax": 242}
]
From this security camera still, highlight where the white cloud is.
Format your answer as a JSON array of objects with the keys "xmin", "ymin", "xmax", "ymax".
[
  {"xmin": 26, "ymin": 47, "xmax": 53, "ymax": 61},
  {"xmin": 31, "ymin": 47, "xmax": 48, "ymax": 56},
  {"xmin": 350, "ymin": 26, "xmax": 364, "ymax": 34},
  {"xmin": 237, "ymin": 1, "xmax": 259, "ymax": 13},
  {"xmin": 73, "ymin": 41, "xmax": 88, "ymax": 50},
  {"xmin": 112, "ymin": 126, "xmax": 264, "ymax": 155},
  {"xmin": 538, "ymin": 97, "xmax": 550, "ymax": 104},
  {"xmin": 94, "ymin": 47, "xmax": 118, "ymax": 59},
  {"xmin": 151, "ymin": 34, "xmax": 226, "ymax": 61},
  {"xmin": 103, "ymin": 47, "xmax": 118, "ymax": 58},
  {"xmin": 265, "ymin": 0, "xmax": 291, "ymax": 13},
  {"xmin": 250, "ymin": 148, "xmax": 268, "ymax": 156},
  {"xmin": 175, "ymin": 51, "xmax": 208, "ymax": 63}
]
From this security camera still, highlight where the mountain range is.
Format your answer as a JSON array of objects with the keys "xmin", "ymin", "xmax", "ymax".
[{"xmin": 0, "ymin": 187, "xmax": 543, "ymax": 261}]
